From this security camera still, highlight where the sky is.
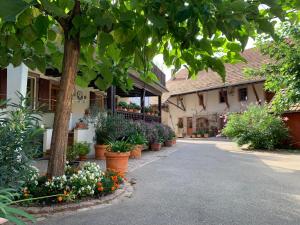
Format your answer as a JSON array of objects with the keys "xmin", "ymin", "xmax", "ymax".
[{"xmin": 153, "ymin": 38, "xmax": 255, "ymax": 81}]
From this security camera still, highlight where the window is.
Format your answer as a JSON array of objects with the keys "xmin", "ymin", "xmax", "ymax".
[
  {"xmin": 219, "ymin": 90, "xmax": 227, "ymax": 103},
  {"xmin": 238, "ymin": 88, "xmax": 248, "ymax": 101},
  {"xmin": 198, "ymin": 94, "xmax": 204, "ymax": 105},
  {"xmin": 90, "ymin": 92, "xmax": 105, "ymax": 110}
]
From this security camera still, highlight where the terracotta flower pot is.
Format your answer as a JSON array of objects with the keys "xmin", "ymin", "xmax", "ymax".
[
  {"xmin": 75, "ymin": 122, "xmax": 87, "ymax": 129},
  {"xmin": 79, "ymin": 154, "xmax": 87, "ymax": 161},
  {"xmin": 164, "ymin": 140, "xmax": 173, "ymax": 147},
  {"xmin": 130, "ymin": 145, "xmax": 143, "ymax": 159},
  {"xmin": 105, "ymin": 151, "xmax": 130, "ymax": 175},
  {"xmin": 197, "ymin": 134, "xmax": 202, "ymax": 138},
  {"xmin": 191, "ymin": 134, "xmax": 196, "ymax": 138},
  {"xmin": 128, "ymin": 108, "xmax": 134, "ymax": 112},
  {"xmin": 151, "ymin": 143, "xmax": 162, "ymax": 151},
  {"xmin": 95, "ymin": 144, "xmax": 108, "ymax": 160},
  {"xmin": 116, "ymin": 106, "xmax": 123, "ymax": 111},
  {"xmin": 172, "ymin": 139, "xmax": 176, "ymax": 145},
  {"xmin": 204, "ymin": 133, "xmax": 209, "ymax": 138}
]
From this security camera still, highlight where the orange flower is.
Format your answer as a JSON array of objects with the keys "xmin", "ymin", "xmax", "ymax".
[
  {"xmin": 57, "ymin": 196, "xmax": 63, "ymax": 202},
  {"xmin": 111, "ymin": 186, "xmax": 115, "ymax": 191},
  {"xmin": 97, "ymin": 182, "xmax": 102, "ymax": 187},
  {"xmin": 24, "ymin": 193, "xmax": 29, "ymax": 198},
  {"xmin": 97, "ymin": 187, "xmax": 104, "ymax": 192},
  {"xmin": 112, "ymin": 176, "xmax": 118, "ymax": 182}
]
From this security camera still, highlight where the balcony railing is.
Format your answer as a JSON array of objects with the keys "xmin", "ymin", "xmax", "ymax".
[{"xmin": 116, "ymin": 110, "xmax": 161, "ymax": 123}]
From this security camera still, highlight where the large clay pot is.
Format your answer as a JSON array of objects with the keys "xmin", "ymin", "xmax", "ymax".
[
  {"xmin": 164, "ymin": 140, "xmax": 173, "ymax": 147},
  {"xmin": 151, "ymin": 143, "xmax": 162, "ymax": 151},
  {"xmin": 105, "ymin": 151, "xmax": 130, "ymax": 175},
  {"xmin": 172, "ymin": 139, "xmax": 176, "ymax": 145},
  {"xmin": 95, "ymin": 144, "xmax": 108, "ymax": 160},
  {"xmin": 130, "ymin": 145, "xmax": 143, "ymax": 159},
  {"xmin": 204, "ymin": 133, "xmax": 209, "ymax": 138},
  {"xmin": 79, "ymin": 154, "xmax": 87, "ymax": 161}
]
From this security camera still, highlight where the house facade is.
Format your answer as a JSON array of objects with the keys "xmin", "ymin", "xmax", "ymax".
[
  {"xmin": 0, "ymin": 63, "xmax": 167, "ymax": 155},
  {"xmin": 162, "ymin": 48, "xmax": 272, "ymax": 137}
]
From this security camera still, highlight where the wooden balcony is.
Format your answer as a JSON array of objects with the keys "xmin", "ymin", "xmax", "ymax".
[{"xmin": 116, "ymin": 110, "xmax": 161, "ymax": 123}]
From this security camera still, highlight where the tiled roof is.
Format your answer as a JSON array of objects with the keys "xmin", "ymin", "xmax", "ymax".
[{"xmin": 162, "ymin": 48, "xmax": 270, "ymax": 102}]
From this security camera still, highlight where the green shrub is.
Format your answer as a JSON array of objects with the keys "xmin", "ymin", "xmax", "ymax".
[
  {"xmin": 128, "ymin": 132, "xmax": 147, "ymax": 145},
  {"xmin": 108, "ymin": 140, "xmax": 133, "ymax": 152},
  {"xmin": 74, "ymin": 142, "xmax": 90, "ymax": 156},
  {"xmin": 0, "ymin": 94, "xmax": 43, "ymax": 188},
  {"xmin": 222, "ymin": 105, "xmax": 289, "ymax": 149}
]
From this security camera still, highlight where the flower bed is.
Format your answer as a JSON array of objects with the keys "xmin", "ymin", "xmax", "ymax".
[{"xmin": 20, "ymin": 162, "xmax": 125, "ymax": 205}]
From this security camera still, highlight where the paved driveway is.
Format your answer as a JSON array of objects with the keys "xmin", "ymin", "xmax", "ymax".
[{"xmin": 40, "ymin": 139, "xmax": 300, "ymax": 225}]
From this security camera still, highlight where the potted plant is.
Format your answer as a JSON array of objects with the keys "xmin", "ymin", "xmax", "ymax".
[
  {"xmin": 149, "ymin": 125, "xmax": 163, "ymax": 151},
  {"xmin": 191, "ymin": 132, "xmax": 197, "ymax": 138},
  {"xmin": 67, "ymin": 144, "xmax": 80, "ymax": 167},
  {"xmin": 128, "ymin": 132, "xmax": 147, "ymax": 159},
  {"xmin": 203, "ymin": 129, "xmax": 209, "ymax": 138},
  {"xmin": 145, "ymin": 106, "xmax": 151, "ymax": 115},
  {"xmin": 164, "ymin": 126, "xmax": 176, "ymax": 147},
  {"xmin": 75, "ymin": 142, "xmax": 90, "ymax": 161},
  {"xmin": 133, "ymin": 104, "xmax": 141, "ymax": 113},
  {"xmin": 105, "ymin": 140, "xmax": 133, "ymax": 175},
  {"xmin": 94, "ymin": 126, "xmax": 109, "ymax": 160},
  {"xmin": 127, "ymin": 102, "xmax": 135, "ymax": 112},
  {"xmin": 75, "ymin": 118, "xmax": 88, "ymax": 129},
  {"xmin": 117, "ymin": 101, "xmax": 128, "ymax": 111},
  {"xmin": 177, "ymin": 119, "xmax": 184, "ymax": 137}
]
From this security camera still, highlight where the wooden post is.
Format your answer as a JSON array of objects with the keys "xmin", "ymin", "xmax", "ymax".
[
  {"xmin": 158, "ymin": 95, "xmax": 162, "ymax": 123},
  {"xmin": 106, "ymin": 86, "xmax": 116, "ymax": 113},
  {"xmin": 141, "ymin": 88, "xmax": 145, "ymax": 120},
  {"xmin": 251, "ymin": 84, "xmax": 261, "ymax": 105}
]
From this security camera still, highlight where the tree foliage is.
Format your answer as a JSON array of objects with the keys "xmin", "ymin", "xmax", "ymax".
[
  {"xmin": 0, "ymin": 0, "xmax": 297, "ymax": 85},
  {"xmin": 246, "ymin": 23, "xmax": 300, "ymax": 113}
]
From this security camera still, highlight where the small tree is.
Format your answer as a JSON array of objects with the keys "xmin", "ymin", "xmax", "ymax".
[
  {"xmin": 222, "ymin": 105, "xmax": 289, "ymax": 150},
  {"xmin": 246, "ymin": 23, "xmax": 300, "ymax": 113},
  {"xmin": 0, "ymin": 0, "xmax": 297, "ymax": 176},
  {"xmin": 0, "ymin": 95, "xmax": 43, "ymax": 188}
]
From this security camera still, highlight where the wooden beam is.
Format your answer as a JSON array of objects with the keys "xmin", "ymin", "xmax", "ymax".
[
  {"xmin": 197, "ymin": 92, "xmax": 206, "ymax": 110},
  {"xmin": 141, "ymin": 88, "xmax": 146, "ymax": 120},
  {"xmin": 158, "ymin": 95, "xmax": 162, "ymax": 123},
  {"xmin": 221, "ymin": 88, "xmax": 230, "ymax": 108},
  {"xmin": 251, "ymin": 84, "xmax": 261, "ymax": 104},
  {"xmin": 167, "ymin": 99, "xmax": 186, "ymax": 111}
]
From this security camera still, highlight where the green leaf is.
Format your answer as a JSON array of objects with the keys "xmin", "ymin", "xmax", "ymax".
[
  {"xmin": 32, "ymin": 40, "xmax": 45, "ymax": 54},
  {"xmin": 148, "ymin": 14, "xmax": 167, "ymax": 29},
  {"xmin": 34, "ymin": 15, "xmax": 50, "ymax": 37},
  {"xmin": 0, "ymin": 0, "xmax": 30, "ymax": 22},
  {"xmin": 48, "ymin": 30, "xmax": 57, "ymax": 41},
  {"xmin": 175, "ymin": 6, "xmax": 192, "ymax": 23}
]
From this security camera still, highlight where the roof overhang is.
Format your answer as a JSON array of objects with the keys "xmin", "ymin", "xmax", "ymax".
[{"xmin": 168, "ymin": 79, "xmax": 265, "ymax": 99}]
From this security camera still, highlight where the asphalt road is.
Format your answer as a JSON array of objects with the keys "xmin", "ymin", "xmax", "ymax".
[{"xmin": 40, "ymin": 140, "xmax": 300, "ymax": 225}]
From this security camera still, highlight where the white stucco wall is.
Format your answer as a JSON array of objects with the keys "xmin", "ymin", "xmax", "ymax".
[
  {"xmin": 74, "ymin": 125, "xmax": 96, "ymax": 157},
  {"xmin": 7, "ymin": 63, "xmax": 28, "ymax": 104},
  {"xmin": 162, "ymin": 82, "xmax": 266, "ymax": 135}
]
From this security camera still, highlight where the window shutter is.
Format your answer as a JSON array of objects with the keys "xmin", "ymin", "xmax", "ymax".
[
  {"xmin": 38, "ymin": 78, "xmax": 50, "ymax": 110},
  {"xmin": 0, "ymin": 69, "xmax": 7, "ymax": 107}
]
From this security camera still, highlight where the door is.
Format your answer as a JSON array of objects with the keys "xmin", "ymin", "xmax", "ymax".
[{"xmin": 187, "ymin": 117, "xmax": 193, "ymax": 136}]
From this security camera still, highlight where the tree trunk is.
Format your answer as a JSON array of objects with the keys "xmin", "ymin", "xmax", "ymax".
[{"xmin": 47, "ymin": 35, "xmax": 80, "ymax": 177}]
